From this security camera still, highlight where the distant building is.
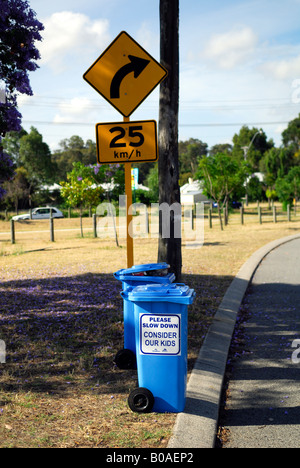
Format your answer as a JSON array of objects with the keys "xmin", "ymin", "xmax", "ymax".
[
  {"xmin": 248, "ymin": 172, "xmax": 264, "ymax": 183},
  {"xmin": 40, "ymin": 183, "xmax": 62, "ymax": 192},
  {"xmin": 180, "ymin": 178, "xmax": 211, "ymax": 204}
]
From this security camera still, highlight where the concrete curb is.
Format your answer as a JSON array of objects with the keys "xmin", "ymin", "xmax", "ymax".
[{"xmin": 168, "ymin": 233, "xmax": 300, "ymax": 449}]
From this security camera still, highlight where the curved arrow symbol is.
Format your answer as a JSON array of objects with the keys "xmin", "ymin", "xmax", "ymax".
[{"xmin": 110, "ymin": 55, "xmax": 150, "ymax": 99}]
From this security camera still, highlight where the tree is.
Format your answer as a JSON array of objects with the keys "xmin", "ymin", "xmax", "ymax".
[
  {"xmin": 197, "ymin": 153, "xmax": 247, "ymax": 230},
  {"xmin": 179, "ymin": 138, "xmax": 208, "ymax": 182},
  {"xmin": 0, "ymin": 149, "xmax": 15, "ymax": 199},
  {"xmin": 158, "ymin": 0, "xmax": 181, "ymax": 280},
  {"xmin": 0, "ymin": 0, "xmax": 43, "ymax": 197},
  {"xmin": 2, "ymin": 128, "xmax": 28, "ymax": 165},
  {"xmin": 209, "ymin": 143, "xmax": 232, "ymax": 156},
  {"xmin": 275, "ymin": 166, "xmax": 300, "ymax": 209},
  {"xmin": 60, "ymin": 162, "xmax": 104, "ymax": 206},
  {"xmin": 52, "ymin": 136, "xmax": 97, "ymax": 180},
  {"xmin": 146, "ymin": 164, "xmax": 159, "ymax": 201},
  {"xmin": 2, "ymin": 166, "xmax": 30, "ymax": 212},
  {"xmin": 232, "ymin": 126, "xmax": 274, "ymax": 172},
  {"xmin": 84, "ymin": 139, "xmax": 98, "ymax": 166},
  {"xmin": 282, "ymin": 114, "xmax": 300, "ymax": 151},
  {"xmin": 246, "ymin": 175, "xmax": 264, "ymax": 202},
  {"xmin": 60, "ymin": 161, "xmax": 124, "ymax": 209},
  {"xmin": 282, "ymin": 114, "xmax": 300, "ymax": 166},
  {"xmin": 259, "ymin": 146, "xmax": 295, "ymax": 204},
  {"xmin": 60, "ymin": 162, "xmax": 104, "ymax": 237},
  {"xmin": 19, "ymin": 127, "xmax": 56, "ymax": 185}
]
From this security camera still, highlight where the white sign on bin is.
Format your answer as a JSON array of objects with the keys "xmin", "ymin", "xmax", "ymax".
[{"xmin": 139, "ymin": 314, "xmax": 181, "ymax": 356}]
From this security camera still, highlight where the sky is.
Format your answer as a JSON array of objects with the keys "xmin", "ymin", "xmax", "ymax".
[{"xmin": 17, "ymin": 0, "xmax": 300, "ymax": 152}]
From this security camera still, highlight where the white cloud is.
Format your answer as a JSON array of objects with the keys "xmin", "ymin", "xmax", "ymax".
[
  {"xmin": 136, "ymin": 22, "xmax": 159, "ymax": 56},
  {"xmin": 17, "ymin": 93, "xmax": 36, "ymax": 106},
  {"xmin": 53, "ymin": 97, "xmax": 94, "ymax": 123},
  {"xmin": 39, "ymin": 11, "xmax": 110, "ymax": 73},
  {"xmin": 261, "ymin": 54, "xmax": 300, "ymax": 80},
  {"xmin": 202, "ymin": 26, "xmax": 258, "ymax": 69}
]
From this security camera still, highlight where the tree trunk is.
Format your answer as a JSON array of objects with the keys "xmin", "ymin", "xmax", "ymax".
[
  {"xmin": 224, "ymin": 198, "xmax": 229, "ymax": 226},
  {"xmin": 158, "ymin": 0, "xmax": 182, "ymax": 281}
]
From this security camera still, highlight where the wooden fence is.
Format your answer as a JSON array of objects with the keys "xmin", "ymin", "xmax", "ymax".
[{"xmin": 6, "ymin": 202, "xmax": 298, "ymax": 245}]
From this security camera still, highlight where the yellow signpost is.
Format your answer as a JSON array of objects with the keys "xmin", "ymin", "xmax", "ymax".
[{"xmin": 83, "ymin": 31, "xmax": 167, "ymax": 267}]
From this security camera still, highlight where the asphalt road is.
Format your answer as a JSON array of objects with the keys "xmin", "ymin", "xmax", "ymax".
[{"xmin": 222, "ymin": 238, "xmax": 300, "ymax": 448}]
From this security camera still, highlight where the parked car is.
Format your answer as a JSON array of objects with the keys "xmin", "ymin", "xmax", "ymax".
[
  {"xmin": 12, "ymin": 207, "xmax": 64, "ymax": 221},
  {"xmin": 212, "ymin": 201, "xmax": 242, "ymax": 209},
  {"xmin": 231, "ymin": 201, "xmax": 242, "ymax": 209}
]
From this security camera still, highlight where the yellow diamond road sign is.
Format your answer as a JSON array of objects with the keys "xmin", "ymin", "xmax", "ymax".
[
  {"xmin": 96, "ymin": 120, "xmax": 158, "ymax": 164},
  {"xmin": 83, "ymin": 31, "xmax": 168, "ymax": 117}
]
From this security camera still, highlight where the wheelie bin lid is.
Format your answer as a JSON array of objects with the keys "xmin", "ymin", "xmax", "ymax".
[
  {"xmin": 114, "ymin": 263, "xmax": 171, "ymax": 280},
  {"xmin": 127, "ymin": 283, "xmax": 196, "ymax": 304}
]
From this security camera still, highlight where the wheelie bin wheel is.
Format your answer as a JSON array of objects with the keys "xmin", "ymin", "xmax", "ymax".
[
  {"xmin": 128, "ymin": 387, "xmax": 154, "ymax": 413},
  {"xmin": 114, "ymin": 349, "xmax": 136, "ymax": 370}
]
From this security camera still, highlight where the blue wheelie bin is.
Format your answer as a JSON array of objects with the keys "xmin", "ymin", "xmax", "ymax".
[
  {"xmin": 126, "ymin": 283, "xmax": 195, "ymax": 413},
  {"xmin": 114, "ymin": 263, "xmax": 175, "ymax": 369}
]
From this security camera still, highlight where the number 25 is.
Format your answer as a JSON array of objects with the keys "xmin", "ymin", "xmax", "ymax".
[{"xmin": 109, "ymin": 126, "xmax": 144, "ymax": 148}]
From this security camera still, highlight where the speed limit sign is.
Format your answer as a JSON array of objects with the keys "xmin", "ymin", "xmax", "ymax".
[{"xmin": 95, "ymin": 120, "xmax": 158, "ymax": 164}]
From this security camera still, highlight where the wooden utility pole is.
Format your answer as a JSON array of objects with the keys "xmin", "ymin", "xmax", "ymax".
[{"xmin": 158, "ymin": 0, "xmax": 181, "ymax": 280}]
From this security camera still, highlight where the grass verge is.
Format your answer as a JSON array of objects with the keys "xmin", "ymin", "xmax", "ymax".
[{"xmin": 0, "ymin": 206, "xmax": 299, "ymax": 447}]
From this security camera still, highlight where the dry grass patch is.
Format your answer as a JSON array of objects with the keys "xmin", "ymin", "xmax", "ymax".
[{"xmin": 0, "ymin": 206, "xmax": 299, "ymax": 447}]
